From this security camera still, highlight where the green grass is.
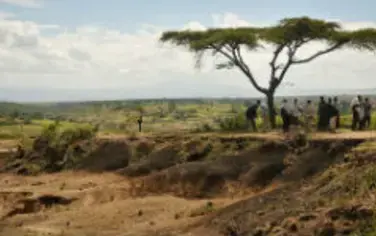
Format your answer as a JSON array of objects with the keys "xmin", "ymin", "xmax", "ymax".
[
  {"xmin": 0, "ymin": 119, "xmax": 92, "ymax": 140},
  {"xmin": 0, "ymin": 103, "xmax": 375, "ymax": 138}
]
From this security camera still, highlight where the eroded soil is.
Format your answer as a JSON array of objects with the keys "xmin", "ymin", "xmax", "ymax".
[{"xmin": 1, "ymin": 132, "xmax": 376, "ymax": 235}]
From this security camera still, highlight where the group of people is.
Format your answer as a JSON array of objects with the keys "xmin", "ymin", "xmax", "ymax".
[{"xmin": 245, "ymin": 95, "xmax": 373, "ymax": 133}]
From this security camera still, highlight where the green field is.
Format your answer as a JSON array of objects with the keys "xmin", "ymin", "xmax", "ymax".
[{"xmin": 0, "ymin": 97, "xmax": 374, "ymax": 143}]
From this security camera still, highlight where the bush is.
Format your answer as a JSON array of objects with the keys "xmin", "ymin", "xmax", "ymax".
[
  {"xmin": 193, "ymin": 123, "xmax": 215, "ymax": 133},
  {"xmin": 230, "ymin": 103, "xmax": 243, "ymax": 113},
  {"xmin": 30, "ymin": 122, "xmax": 97, "ymax": 171},
  {"xmin": 218, "ymin": 113, "xmax": 248, "ymax": 131}
]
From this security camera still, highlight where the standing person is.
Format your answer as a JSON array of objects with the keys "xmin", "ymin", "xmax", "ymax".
[
  {"xmin": 317, "ymin": 96, "xmax": 329, "ymax": 131},
  {"xmin": 350, "ymin": 95, "xmax": 361, "ymax": 130},
  {"xmin": 246, "ymin": 100, "xmax": 261, "ymax": 132},
  {"xmin": 363, "ymin": 97, "xmax": 372, "ymax": 129},
  {"xmin": 303, "ymin": 100, "xmax": 315, "ymax": 132},
  {"xmin": 327, "ymin": 98, "xmax": 338, "ymax": 132},
  {"xmin": 333, "ymin": 96, "xmax": 340, "ymax": 129},
  {"xmin": 280, "ymin": 99, "xmax": 291, "ymax": 133},
  {"xmin": 291, "ymin": 98, "xmax": 303, "ymax": 126},
  {"xmin": 137, "ymin": 116, "xmax": 143, "ymax": 132},
  {"xmin": 359, "ymin": 96, "xmax": 366, "ymax": 130},
  {"xmin": 260, "ymin": 101, "xmax": 269, "ymax": 131}
]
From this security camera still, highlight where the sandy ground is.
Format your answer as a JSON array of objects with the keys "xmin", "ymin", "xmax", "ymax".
[{"xmin": 0, "ymin": 172, "xmax": 239, "ymax": 236}]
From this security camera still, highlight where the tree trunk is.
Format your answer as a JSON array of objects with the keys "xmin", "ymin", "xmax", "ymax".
[{"xmin": 266, "ymin": 92, "xmax": 276, "ymax": 129}]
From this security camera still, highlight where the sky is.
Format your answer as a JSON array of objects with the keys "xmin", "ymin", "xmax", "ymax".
[{"xmin": 0, "ymin": 0, "xmax": 376, "ymax": 102}]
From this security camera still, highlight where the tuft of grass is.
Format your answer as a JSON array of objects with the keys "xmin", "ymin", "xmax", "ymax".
[{"xmin": 189, "ymin": 201, "xmax": 215, "ymax": 217}]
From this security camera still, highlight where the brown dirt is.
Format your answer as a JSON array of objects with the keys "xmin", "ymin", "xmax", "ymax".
[
  {"xmin": 0, "ymin": 172, "xmax": 239, "ymax": 236},
  {"xmin": 1, "ymin": 132, "xmax": 376, "ymax": 236}
]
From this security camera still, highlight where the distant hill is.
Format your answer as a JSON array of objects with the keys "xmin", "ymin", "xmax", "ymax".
[{"xmin": 0, "ymin": 87, "xmax": 374, "ymax": 103}]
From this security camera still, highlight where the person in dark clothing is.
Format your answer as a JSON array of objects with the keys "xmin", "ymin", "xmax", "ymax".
[
  {"xmin": 137, "ymin": 116, "xmax": 143, "ymax": 132},
  {"xmin": 333, "ymin": 96, "xmax": 340, "ymax": 128},
  {"xmin": 363, "ymin": 97, "xmax": 372, "ymax": 129},
  {"xmin": 246, "ymin": 100, "xmax": 261, "ymax": 132},
  {"xmin": 317, "ymin": 96, "xmax": 329, "ymax": 131},
  {"xmin": 327, "ymin": 98, "xmax": 338, "ymax": 132},
  {"xmin": 280, "ymin": 99, "xmax": 290, "ymax": 133}
]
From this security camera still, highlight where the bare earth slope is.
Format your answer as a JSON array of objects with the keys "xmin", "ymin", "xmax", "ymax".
[
  {"xmin": 0, "ymin": 172, "xmax": 239, "ymax": 236},
  {"xmin": 1, "ymin": 131, "xmax": 376, "ymax": 236}
]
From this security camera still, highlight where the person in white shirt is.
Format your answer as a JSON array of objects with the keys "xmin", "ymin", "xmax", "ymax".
[
  {"xmin": 328, "ymin": 98, "xmax": 338, "ymax": 132},
  {"xmin": 350, "ymin": 95, "xmax": 362, "ymax": 130},
  {"xmin": 290, "ymin": 98, "xmax": 303, "ymax": 126},
  {"xmin": 303, "ymin": 100, "xmax": 315, "ymax": 132}
]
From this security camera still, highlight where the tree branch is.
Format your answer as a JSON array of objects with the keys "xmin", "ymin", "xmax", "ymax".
[
  {"xmin": 291, "ymin": 42, "xmax": 344, "ymax": 64},
  {"xmin": 232, "ymin": 45, "xmax": 268, "ymax": 93},
  {"xmin": 271, "ymin": 42, "xmax": 301, "ymax": 90},
  {"xmin": 269, "ymin": 43, "xmax": 286, "ymax": 78},
  {"xmin": 209, "ymin": 44, "xmax": 267, "ymax": 93}
]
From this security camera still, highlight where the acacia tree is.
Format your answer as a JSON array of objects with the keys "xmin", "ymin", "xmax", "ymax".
[{"xmin": 160, "ymin": 16, "xmax": 376, "ymax": 128}]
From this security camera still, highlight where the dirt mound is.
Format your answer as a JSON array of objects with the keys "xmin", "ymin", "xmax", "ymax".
[
  {"xmin": 282, "ymin": 147, "xmax": 343, "ymax": 182},
  {"xmin": 128, "ymin": 138, "xmax": 358, "ymax": 199},
  {"xmin": 1, "ymin": 139, "xmax": 132, "ymax": 174},
  {"xmin": 185, "ymin": 141, "xmax": 372, "ymax": 235},
  {"xmin": 119, "ymin": 144, "xmax": 184, "ymax": 177},
  {"xmin": 76, "ymin": 140, "xmax": 131, "ymax": 171},
  {"xmin": 129, "ymin": 142, "xmax": 289, "ymax": 197}
]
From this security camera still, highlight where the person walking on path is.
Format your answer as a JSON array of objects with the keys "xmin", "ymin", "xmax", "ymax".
[{"xmin": 246, "ymin": 100, "xmax": 261, "ymax": 132}]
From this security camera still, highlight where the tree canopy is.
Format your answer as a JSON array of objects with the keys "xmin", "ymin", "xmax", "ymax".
[
  {"xmin": 160, "ymin": 16, "xmax": 376, "ymax": 127},
  {"xmin": 160, "ymin": 17, "xmax": 376, "ymax": 91}
]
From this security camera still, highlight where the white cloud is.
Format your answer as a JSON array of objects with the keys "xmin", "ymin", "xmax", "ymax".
[
  {"xmin": 0, "ymin": 12, "xmax": 376, "ymax": 101},
  {"xmin": 0, "ymin": 0, "xmax": 43, "ymax": 8},
  {"xmin": 0, "ymin": 11, "xmax": 15, "ymax": 19}
]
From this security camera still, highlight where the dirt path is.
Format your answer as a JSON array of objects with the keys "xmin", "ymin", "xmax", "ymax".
[{"xmin": 99, "ymin": 130, "xmax": 376, "ymax": 141}]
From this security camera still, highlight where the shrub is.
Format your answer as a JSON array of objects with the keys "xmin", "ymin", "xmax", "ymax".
[
  {"xmin": 193, "ymin": 123, "xmax": 215, "ymax": 133},
  {"xmin": 218, "ymin": 113, "xmax": 248, "ymax": 131},
  {"xmin": 31, "ymin": 122, "xmax": 97, "ymax": 171}
]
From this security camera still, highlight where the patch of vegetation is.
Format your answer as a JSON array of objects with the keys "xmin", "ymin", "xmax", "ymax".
[
  {"xmin": 218, "ymin": 113, "xmax": 248, "ymax": 131},
  {"xmin": 351, "ymin": 219, "xmax": 376, "ymax": 236},
  {"xmin": 1, "ymin": 121, "xmax": 98, "ymax": 174}
]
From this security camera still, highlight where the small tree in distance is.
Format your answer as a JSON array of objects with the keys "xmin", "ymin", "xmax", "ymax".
[{"xmin": 160, "ymin": 16, "xmax": 376, "ymax": 128}]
